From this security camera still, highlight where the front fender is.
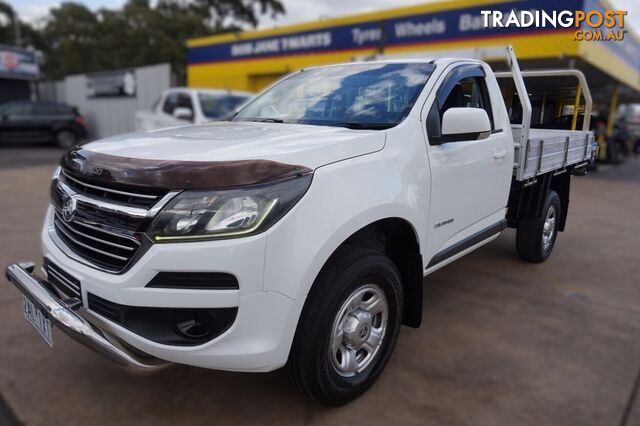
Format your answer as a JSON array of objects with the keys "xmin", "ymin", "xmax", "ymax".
[{"xmin": 263, "ymin": 122, "xmax": 430, "ymax": 299}]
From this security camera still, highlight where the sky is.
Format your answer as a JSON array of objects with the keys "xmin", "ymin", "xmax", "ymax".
[{"xmin": 9, "ymin": 0, "xmax": 640, "ymax": 35}]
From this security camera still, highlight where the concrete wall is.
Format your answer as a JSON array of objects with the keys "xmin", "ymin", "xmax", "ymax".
[
  {"xmin": 38, "ymin": 80, "xmax": 65, "ymax": 104},
  {"xmin": 39, "ymin": 63, "xmax": 170, "ymax": 140}
]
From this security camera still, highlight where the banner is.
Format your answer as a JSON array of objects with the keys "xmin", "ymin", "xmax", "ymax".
[
  {"xmin": 0, "ymin": 47, "xmax": 39, "ymax": 79},
  {"xmin": 86, "ymin": 69, "xmax": 137, "ymax": 98}
]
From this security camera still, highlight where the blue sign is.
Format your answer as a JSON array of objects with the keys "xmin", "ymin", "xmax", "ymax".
[
  {"xmin": 189, "ymin": 0, "xmax": 579, "ymax": 63},
  {"xmin": 187, "ymin": 0, "xmax": 640, "ymax": 74}
]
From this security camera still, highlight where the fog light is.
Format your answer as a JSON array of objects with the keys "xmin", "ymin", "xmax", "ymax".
[
  {"xmin": 173, "ymin": 310, "xmax": 216, "ymax": 340},
  {"xmin": 87, "ymin": 293, "xmax": 237, "ymax": 346}
]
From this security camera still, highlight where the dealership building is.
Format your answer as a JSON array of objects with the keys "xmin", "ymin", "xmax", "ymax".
[{"xmin": 187, "ymin": 0, "xmax": 639, "ymax": 110}]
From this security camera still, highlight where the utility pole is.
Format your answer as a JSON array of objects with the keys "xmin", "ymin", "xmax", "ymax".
[{"xmin": 14, "ymin": 11, "xmax": 22, "ymax": 46}]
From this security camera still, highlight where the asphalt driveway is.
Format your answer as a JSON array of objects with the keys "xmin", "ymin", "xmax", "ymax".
[{"xmin": 1, "ymin": 146, "xmax": 639, "ymax": 425}]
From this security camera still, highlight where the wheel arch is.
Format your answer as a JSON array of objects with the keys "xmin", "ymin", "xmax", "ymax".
[
  {"xmin": 309, "ymin": 217, "xmax": 424, "ymax": 328},
  {"xmin": 506, "ymin": 171, "xmax": 571, "ymax": 232}
]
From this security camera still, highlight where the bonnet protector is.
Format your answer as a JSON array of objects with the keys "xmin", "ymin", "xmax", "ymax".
[{"xmin": 61, "ymin": 147, "xmax": 313, "ymax": 190}]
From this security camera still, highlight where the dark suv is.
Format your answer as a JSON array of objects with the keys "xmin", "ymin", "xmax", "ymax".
[{"xmin": 0, "ymin": 100, "xmax": 87, "ymax": 147}]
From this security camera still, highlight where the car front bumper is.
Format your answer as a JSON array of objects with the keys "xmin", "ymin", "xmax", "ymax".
[
  {"xmin": 5, "ymin": 262, "xmax": 167, "ymax": 370},
  {"xmin": 3, "ymin": 206, "xmax": 307, "ymax": 372}
]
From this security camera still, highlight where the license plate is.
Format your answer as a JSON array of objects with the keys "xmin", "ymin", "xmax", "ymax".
[{"xmin": 23, "ymin": 297, "xmax": 53, "ymax": 347}]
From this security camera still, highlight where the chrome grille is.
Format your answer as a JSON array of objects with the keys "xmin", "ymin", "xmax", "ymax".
[
  {"xmin": 52, "ymin": 170, "xmax": 174, "ymax": 273},
  {"xmin": 60, "ymin": 170, "xmax": 163, "ymax": 208},
  {"xmin": 45, "ymin": 260, "xmax": 81, "ymax": 299},
  {"xmin": 54, "ymin": 210, "xmax": 141, "ymax": 272}
]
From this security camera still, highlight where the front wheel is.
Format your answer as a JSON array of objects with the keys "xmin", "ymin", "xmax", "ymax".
[
  {"xmin": 287, "ymin": 246, "xmax": 403, "ymax": 406},
  {"xmin": 516, "ymin": 190, "xmax": 561, "ymax": 263}
]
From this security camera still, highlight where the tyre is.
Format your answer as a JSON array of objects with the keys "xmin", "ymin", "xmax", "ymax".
[
  {"xmin": 56, "ymin": 129, "xmax": 77, "ymax": 148},
  {"xmin": 287, "ymin": 246, "xmax": 403, "ymax": 406},
  {"xmin": 516, "ymin": 190, "xmax": 561, "ymax": 263}
]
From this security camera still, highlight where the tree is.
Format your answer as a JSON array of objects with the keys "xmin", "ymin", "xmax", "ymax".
[
  {"xmin": 189, "ymin": 0, "xmax": 285, "ymax": 30},
  {"xmin": 0, "ymin": 1, "xmax": 50, "ymax": 73},
  {"xmin": 0, "ymin": 1, "xmax": 19, "ymax": 45},
  {"xmin": 40, "ymin": 0, "xmax": 285, "ymax": 82},
  {"xmin": 43, "ymin": 3, "xmax": 100, "ymax": 79}
]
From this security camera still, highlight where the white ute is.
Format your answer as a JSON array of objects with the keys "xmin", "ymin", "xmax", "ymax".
[
  {"xmin": 135, "ymin": 87, "xmax": 253, "ymax": 131},
  {"xmin": 6, "ymin": 47, "xmax": 594, "ymax": 406}
]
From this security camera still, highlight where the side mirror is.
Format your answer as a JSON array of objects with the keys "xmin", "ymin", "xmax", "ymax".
[
  {"xmin": 173, "ymin": 107, "xmax": 193, "ymax": 122},
  {"xmin": 440, "ymin": 107, "xmax": 491, "ymax": 143}
]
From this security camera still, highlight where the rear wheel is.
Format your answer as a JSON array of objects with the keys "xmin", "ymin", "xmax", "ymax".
[
  {"xmin": 287, "ymin": 246, "xmax": 403, "ymax": 406},
  {"xmin": 56, "ymin": 129, "xmax": 77, "ymax": 148},
  {"xmin": 516, "ymin": 190, "xmax": 561, "ymax": 263}
]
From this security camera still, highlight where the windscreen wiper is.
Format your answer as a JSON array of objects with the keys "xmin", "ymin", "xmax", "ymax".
[
  {"xmin": 254, "ymin": 118, "xmax": 284, "ymax": 123},
  {"xmin": 327, "ymin": 122, "xmax": 396, "ymax": 130}
]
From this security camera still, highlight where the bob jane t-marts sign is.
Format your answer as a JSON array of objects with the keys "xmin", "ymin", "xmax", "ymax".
[{"xmin": 187, "ymin": 0, "xmax": 638, "ymax": 74}]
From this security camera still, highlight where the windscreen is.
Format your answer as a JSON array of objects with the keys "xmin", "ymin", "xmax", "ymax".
[
  {"xmin": 234, "ymin": 62, "xmax": 435, "ymax": 129},
  {"xmin": 198, "ymin": 94, "xmax": 250, "ymax": 119}
]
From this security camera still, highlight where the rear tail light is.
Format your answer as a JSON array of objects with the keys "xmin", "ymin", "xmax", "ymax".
[{"xmin": 74, "ymin": 115, "xmax": 86, "ymax": 126}]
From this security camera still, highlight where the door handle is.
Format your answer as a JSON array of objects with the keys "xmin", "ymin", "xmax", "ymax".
[{"xmin": 493, "ymin": 149, "xmax": 507, "ymax": 159}]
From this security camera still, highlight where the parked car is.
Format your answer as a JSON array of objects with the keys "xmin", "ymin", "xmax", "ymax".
[
  {"xmin": 5, "ymin": 47, "xmax": 595, "ymax": 406},
  {"xmin": 135, "ymin": 88, "xmax": 253, "ymax": 131},
  {"xmin": 0, "ymin": 100, "xmax": 87, "ymax": 147}
]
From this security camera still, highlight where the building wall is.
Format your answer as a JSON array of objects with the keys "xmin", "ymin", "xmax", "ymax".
[
  {"xmin": 65, "ymin": 63, "xmax": 170, "ymax": 139},
  {"xmin": 39, "ymin": 63, "xmax": 170, "ymax": 140},
  {"xmin": 38, "ymin": 80, "xmax": 65, "ymax": 104}
]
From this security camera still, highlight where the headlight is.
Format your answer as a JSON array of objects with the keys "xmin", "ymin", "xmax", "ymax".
[{"xmin": 148, "ymin": 174, "xmax": 312, "ymax": 242}]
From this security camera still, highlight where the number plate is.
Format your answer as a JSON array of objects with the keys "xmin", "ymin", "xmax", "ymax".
[{"xmin": 23, "ymin": 297, "xmax": 53, "ymax": 347}]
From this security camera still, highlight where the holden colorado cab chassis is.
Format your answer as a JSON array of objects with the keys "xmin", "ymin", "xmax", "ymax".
[{"xmin": 6, "ymin": 47, "xmax": 594, "ymax": 405}]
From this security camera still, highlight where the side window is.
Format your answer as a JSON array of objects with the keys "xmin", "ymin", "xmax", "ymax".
[
  {"xmin": 33, "ymin": 103, "xmax": 50, "ymax": 115},
  {"xmin": 55, "ymin": 104, "xmax": 73, "ymax": 114},
  {"xmin": 163, "ymin": 92, "xmax": 193, "ymax": 116},
  {"xmin": 427, "ymin": 66, "xmax": 494, "ymax": 144},
  {"xmin": 3, "ymin": 102, "xmax": 31, "ymax": 115},
  {"xmin": 34, "ymin": 103, "xmax": 71, "ymax": 115},
  {"xmin": 176, "ymin": 93, "xmax": 193, "ymax": 111},
  {"xmin": 441, "ymin": 77, "xmax": 491, "ymax": 114},
  {"xmin": 162, "ymin": 93, "xmax": 179, "ymax": 115}
]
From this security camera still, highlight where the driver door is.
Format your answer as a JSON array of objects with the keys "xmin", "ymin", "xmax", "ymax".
[{"xmin": 423, "ymin": 64, "xmax": 511, "ymax": 266}]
